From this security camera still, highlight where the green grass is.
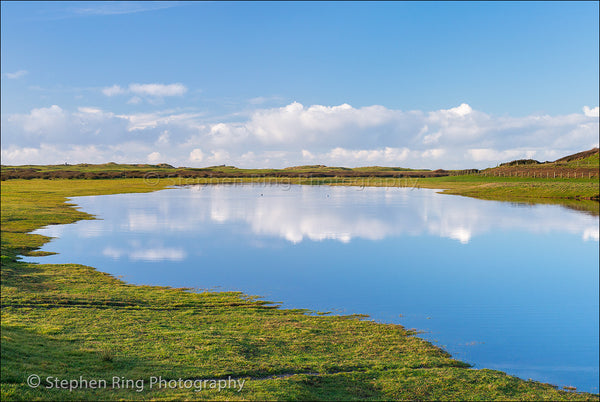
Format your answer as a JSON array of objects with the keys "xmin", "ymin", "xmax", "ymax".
[
  {"xmin": 1, "ymin": 179, "xmax": 599, "ymax": 400},
  {"xmin": 297, "ymin": 175, "xmax": 599, "ymax": 214},
  {"xmin": 553, "ymin": 150, "xmax": 599, "ymax": 167}
]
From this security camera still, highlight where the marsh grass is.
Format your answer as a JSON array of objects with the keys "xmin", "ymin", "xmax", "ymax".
[
  {"xmin": 1, "ymin": 178, "xmax": 598, "ymax": 400},
  {"xmin": 96, "ymin": 346, "xmax": 114, "ymax": 363}
]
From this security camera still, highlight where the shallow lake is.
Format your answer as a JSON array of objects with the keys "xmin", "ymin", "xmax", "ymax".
[{"xmin": 27, "ymin": 184, "xmax": 599, "ymax": 393}]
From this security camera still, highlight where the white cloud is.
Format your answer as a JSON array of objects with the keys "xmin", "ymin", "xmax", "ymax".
[
  {"xmin": 129, "ymin": 247, "xmax": 186, "ymax": 262},
  {"xmin": 77, "ymin": 106, "xmax": 104, "ymax": 115},
  {"xmin": 327, "ymin": 147, "xmax": 410, "ymax": 163},
  {"xmin": 248, "ymin": 95, "xmax": 285, "ymax": 105},
  {"xmin": 445, "ymin": 103, "xmax": 472, "ymax": 117},
  {"xmin": 422, "ymin": 131, "xmax": 441, "ymax": 144},
  {"xmin": 3, "ymin": 70, "xmax": 28, "ymax": 79},
  {"xmin": 9, "ymin": 105, "xmax": 67, "ymax": 134},
  {"xmin": 116, "ymin": 111, "xmax": 203, "ymax": 131},
  {"xmin": 583, "ymin": 227, "xmax": 599, "ymax": 241},
  {"xmin": 208, "ymin": 150, "xmax": 231, "ymax": 165},
  {"xmin": 583, "ymin": 106, "xmax": 599, "ymax": 117},
  {"xmin": 92, "ymin": 185, "xmax": 596, "ymax": 245},
  {"xmin": 102, "ymin": 84, "xmax": 126, "ymax": 96},
  {"xmin": 129, "ymin": 83, "xmax": 187, "ymax": 97},
  {"xmin": 1, "ymin": 146, "xmax": 41, "ymax": 163},
  {"xmin": 301, "ymin": 149, "xmax": 315, "ymax": 159},
  {"xmin": 2, "ymin": 102, "xmax": 598, "ymax": 169},
  {"xmin": 102, "ymin": 247, "xmax": 123, "ymax": 259},
  {"xmin": 1, "ymin": 144, "xmax": 109, "ymax": 165},
  {"xmin": 189, "ymin": 148, "xmax": 205, "ymax": 162},
  {"xmin": 147, "ymin": 151, "xmax": 161, "ymax": 163},
  {"xmin": 156, "ymin": 131, "xmax": 170, "ymax": 146},
  {"xmin": 421, "ymin": 148, "xmax": 446, "ymax": 159},
  {"xmin": 244, "ymin": 102, "xmax": 402, "ymax": 146},
  {"xmin": 448, "ymin": 227, "xmax": 472, "ymax": 244},
  {"xmin": 103, "ymin": 244, "xmax": 186, "ymax": 262},
  {"xmin": 101, "ymin": 83, "xmax": 188, "ymax": 102},
  {"xmin": 467, "ymin": 148, "xmax": 528, "ymax": 163}
]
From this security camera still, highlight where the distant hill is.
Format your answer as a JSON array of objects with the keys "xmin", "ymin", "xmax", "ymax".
[
  {"xmin": 0, "ymin": 162, "xmax": 446, "ymax": 180},
  {"xmin": 554, "ymin": 147, "xmax": 599, "ymax": 163},
  {"xmin": 499, "ymin": 148, "xmax": 599, "ymax": 167},
  {"xmin": 483, "ymin": 148, "xmax": 599, "ymax": 179},
  {"xmin": 2, "ymin": 149, "xmax": 598, "ymax": 180},
  {"xmin": 499, "ymin": 159, "xmax": 541, "ymax": 167}
]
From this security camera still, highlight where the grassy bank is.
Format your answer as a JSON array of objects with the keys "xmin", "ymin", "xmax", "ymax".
[
  {"xmin": 320, "ymin": 175, "xmax": 599, "ymax": 214},
  {"xmin": 1, "ymin": 179, "xmax": 599, "ymax": 400}
]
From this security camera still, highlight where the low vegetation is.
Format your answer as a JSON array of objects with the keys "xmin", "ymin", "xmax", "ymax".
[
  {"xmin": 1, "ymin": 150, "xmax": 599, "ymax": 400},
  {"xmin": 319, "ymin": 175, "xmax": 599, "ymax": 215}
]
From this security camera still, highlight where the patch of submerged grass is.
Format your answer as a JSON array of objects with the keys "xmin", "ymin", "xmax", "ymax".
[{"xmin": 1, "ymin": 179, "xmax": 598, "ymax": 400}]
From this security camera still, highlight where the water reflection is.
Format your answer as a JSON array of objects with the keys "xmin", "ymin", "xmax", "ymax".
[
  {"xmin": 27, "ymin": 185, "xmax": 599, "ymax": 393},
  {"xmin": 75, "ymin": 184, "xmax": 598, "ymax": 249},
  {"xmin": 103, "ymin": 244, "xmax": 186, "ymax": 262}
]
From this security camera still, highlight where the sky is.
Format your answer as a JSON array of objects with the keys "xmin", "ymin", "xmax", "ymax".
[{"xmin": 1, "ymin": 1, "xmax": 598, "ymax": 169}]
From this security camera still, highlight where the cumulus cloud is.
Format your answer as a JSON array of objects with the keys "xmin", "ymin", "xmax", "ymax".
[
  {"xmin": 147, "ymin": 151, "xmax": 161, "ymax": 163},
  {"xmin": 1, "ymin": 144, "xmax": 109, "ymax": 165},
  {"xmin": 189, "ymin": 148, "xmax": 205, "ymax": 162},
  {"xmin": 1, "ymin": 146, "xmax": 41, "ymax": 163},
  {"xmin": 8, "ymin": 105, "xmax": 68, "ymax": 134},
  {"xmin": 2, "ymin": 102, "xmax": 598, "ymax": 168},
  {"xmin": 3, "ymin": 70, "xmax": 28, "ymax": 79},
  {"xmin": 439, "ymin": 103, "xmax": 473, "ymax": 117},
  {"xmin": 243, "ymin": 102, "xmax": 404, "ymax": 147},
  {"xmin": 583, "ymin": 106, "xmax": 599, "ymax": 117}
]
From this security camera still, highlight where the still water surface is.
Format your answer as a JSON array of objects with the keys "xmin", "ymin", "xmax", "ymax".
[{"xmin": 28, "ymin": 185, "xmax": 599, "ymax": 392}]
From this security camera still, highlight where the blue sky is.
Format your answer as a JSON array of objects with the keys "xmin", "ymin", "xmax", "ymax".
[{"xmin": 1, "ymin": 1, "xmax": 598, "ymax": 168}]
